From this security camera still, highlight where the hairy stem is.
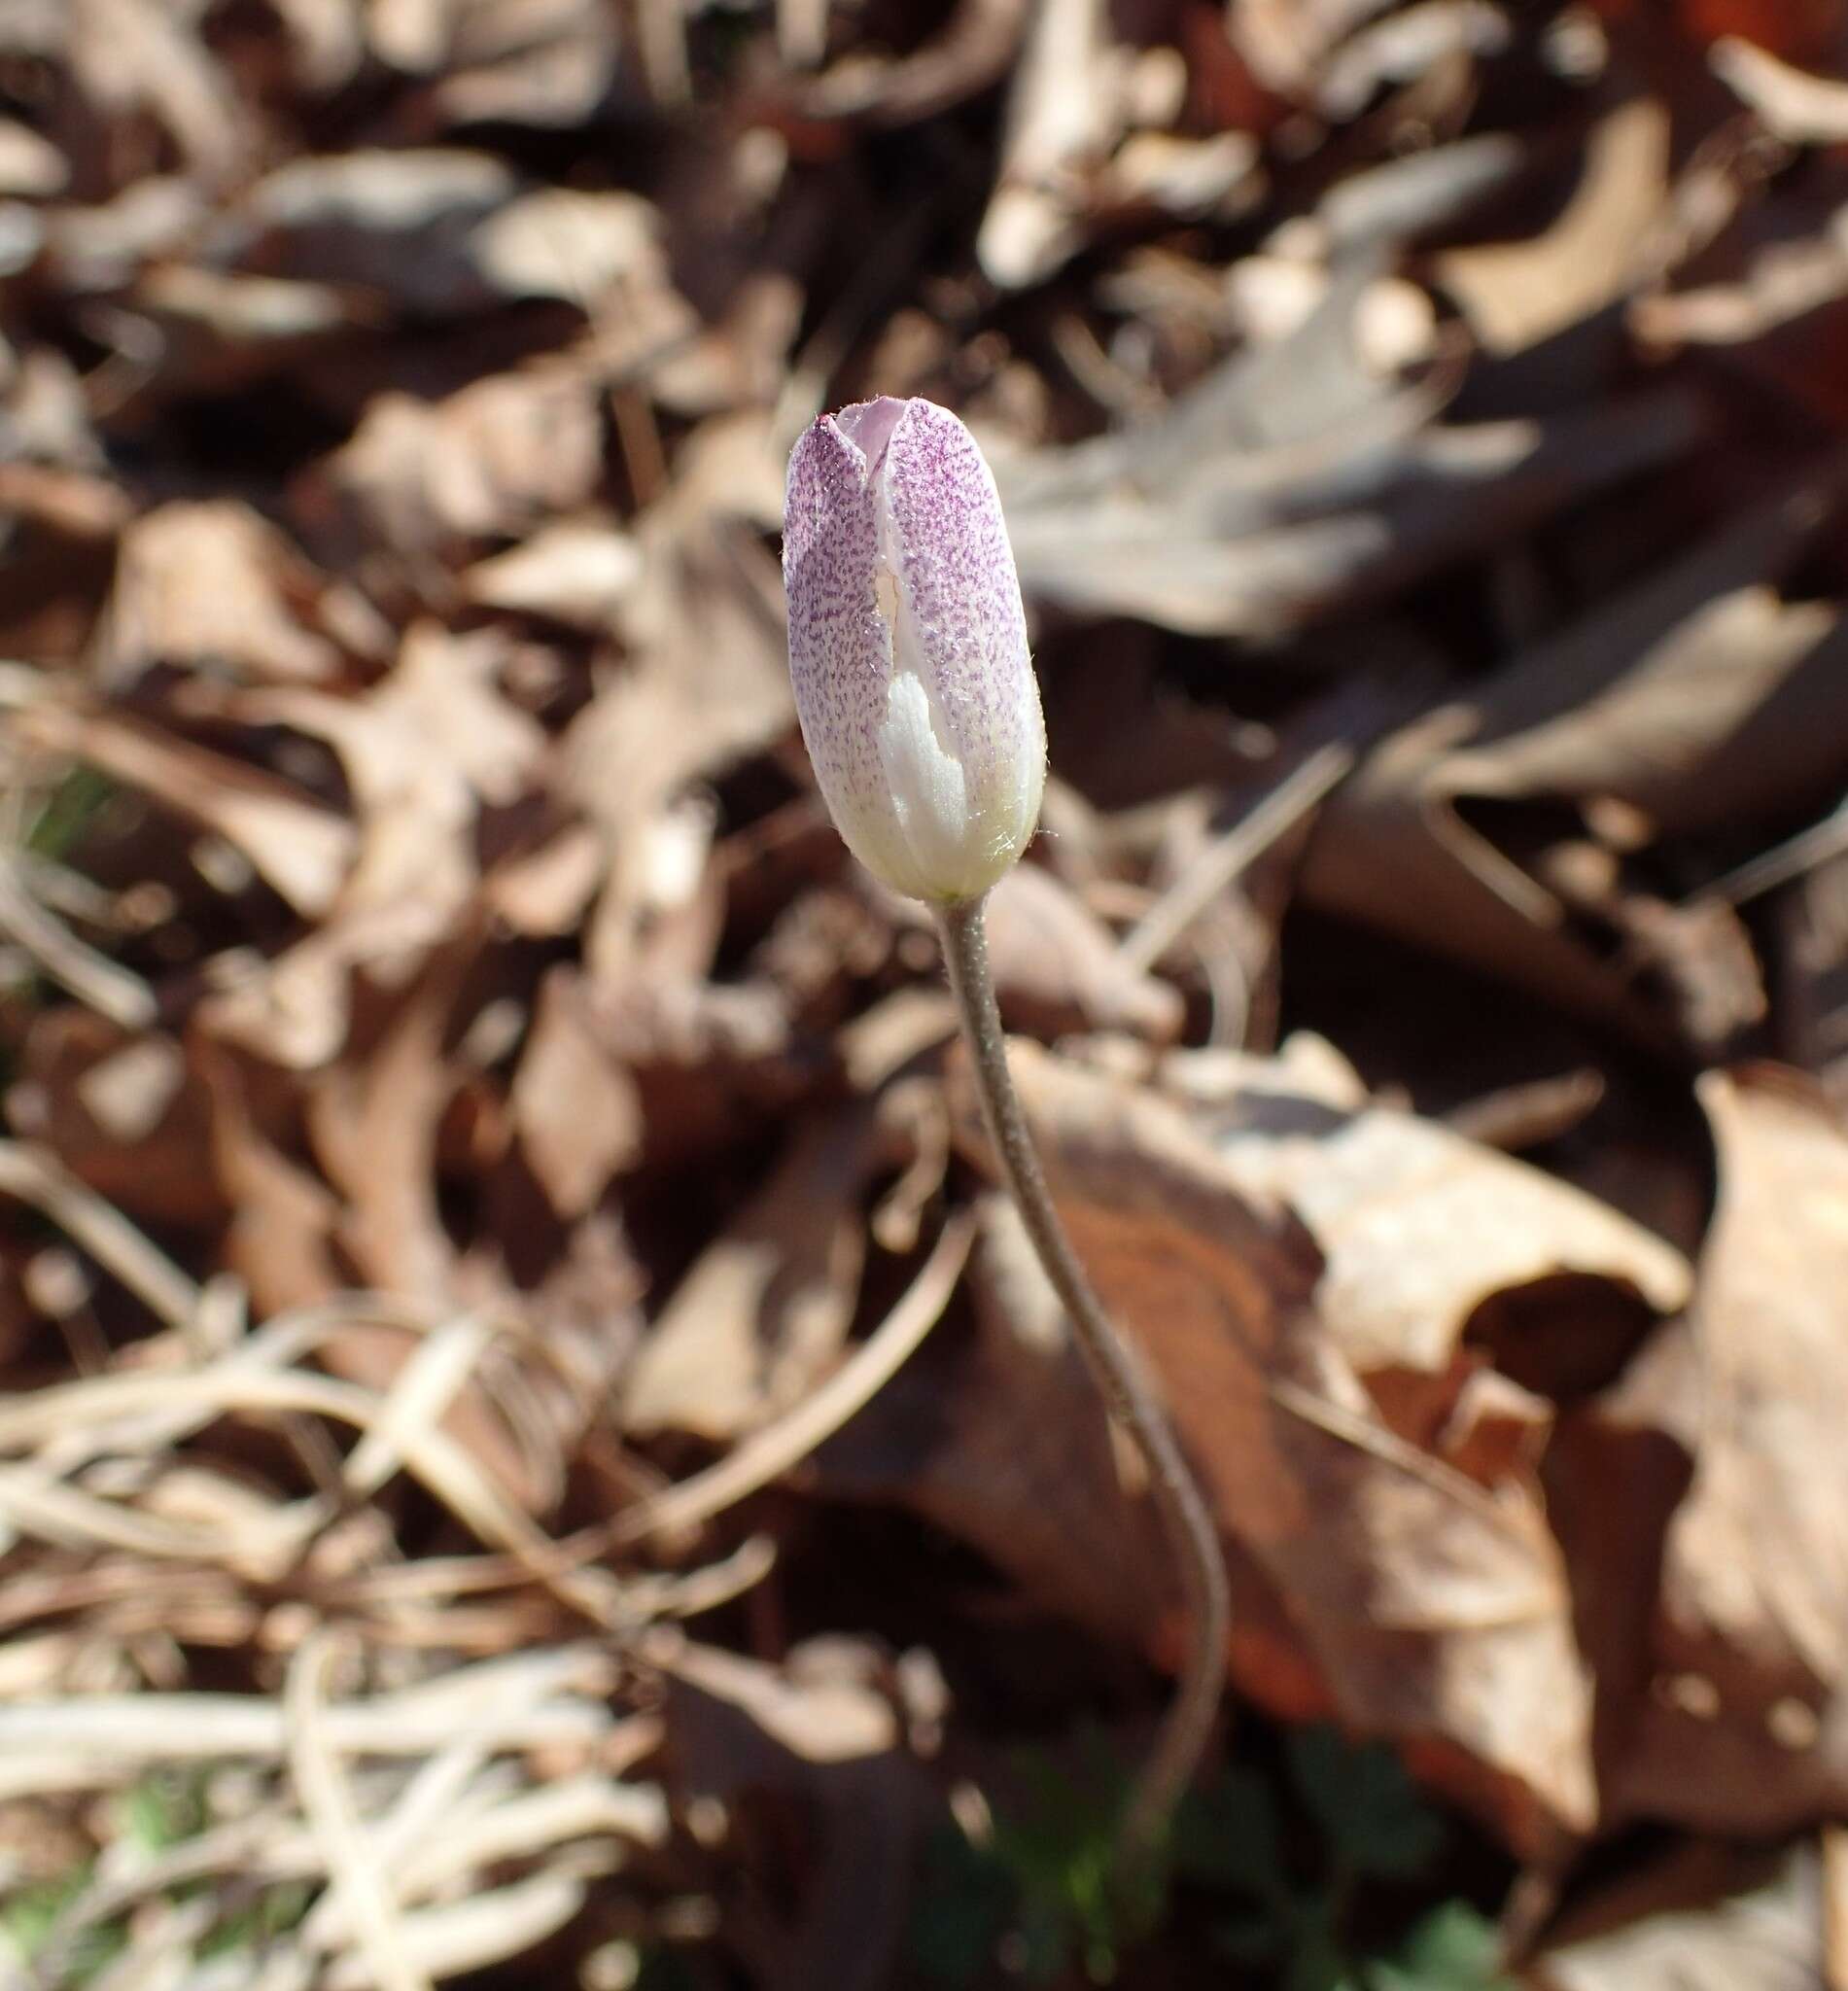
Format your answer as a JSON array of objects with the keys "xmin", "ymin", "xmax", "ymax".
[{"xmin": 934, "ymin": 892, "xmax": 1230, "ymax": 1871}]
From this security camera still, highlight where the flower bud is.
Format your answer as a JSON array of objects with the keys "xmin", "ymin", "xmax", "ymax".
[{"xmin": 783, "ymin": 396, "xmax": 1046, "ymax": 904}]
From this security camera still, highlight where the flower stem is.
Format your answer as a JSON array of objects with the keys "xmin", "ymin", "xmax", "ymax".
[{"xmin": 934, "ymin": 891, "xmax": 1230, "ymax": 1873}]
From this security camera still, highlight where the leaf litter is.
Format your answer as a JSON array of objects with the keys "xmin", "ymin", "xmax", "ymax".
[{"xmin": 5, "ymin": 0, "xmax": 1848, "ymax": 1986}]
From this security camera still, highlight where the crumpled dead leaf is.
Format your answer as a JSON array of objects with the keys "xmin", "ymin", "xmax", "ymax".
[
  {"xmin": 93, "ymin": 501, "xmax": 387, "ymax": 689},
  {"xmin": 1192, "ymin": 1049, "xmax": 1691, "ymax": 1379},
  {"xmin": 410, "ymin": 0, "xmax": 619, "ymax": 129},
  {"xmin": 622, "ymin": 1106, "xmax": 895, "ymax": 1443},
  {"xmin": 973, "ymin": 16, "xmax": 1263, "ymax": 286},
  {"xmin": 793, "ymin": 0, "xmax": 1029, "ymax": 123},
  {"xmin": 0, "ymin": 119, "xmax": 67, "ymax": 198},
  {"xmin": 1633, "ymin": 219, "xmax": 1848, "ymax": 354},
  {"xmin": 8, "ymin": 1015, "xmax": 218, "ymax": 1226},
  {"xmin": 1593, "ymin": 1069, "xmax": 1848, "ymax": 1836},
  {"xmin": 948, "ymin": 1037, "xmax": 1600, "ymax": 1851},
  {"xmin": 1712, "ymin": 35, "xmax": 1848, "ymax": 143},
  {"xmin": 1304, "ymin": 470, "xmax": 1848, "ymax": 1044},
  {"xmin": 234, "ymin": 148, "xmax": 517, "ymax": 314},
  {"xmin": 1435, "ymin": 97, "xmax": 1670, "ymax": 355},
  {"xmin": 300, "ymin": 358, "xmax": 606, "ymax": 575},
  {"xmin": 16, "ymin": 0, "xmax": 1848, "ymax": 1976},
  {"xmin": 60, "ymin": 0, "xmax": 250, "ymax": 188},
  {"xmin": 814, "ymin": 1189, "xmax": 1178, "ymax": 1651},
  {"xmin": 1530, "ymin": 1840, "xmax": 1827, "ymax": 1991},
  {"xmin": 983, "ymin": 861, "xmax": 1185, "ymax": 1043},
  {"xmin": 511, "ymin": 965, "xmax": 642, "ymax": 1220},
  {"xmin": 461, "ymin": 516, "xmax": 645, "ymax": 626},
  {"xmin": 181, "ymin": 618, "xmax": 545, "ymax": 1065},
  {"xmin": 568, "ymin": 494, "xmax": 792, "ymax": 984},
  {"xmin": 9, "ymin": 689, "xmax": 358, "ymax": 918},
  {"xmin": 656, "ymin": 1631, "xmax": 926, "ymax": 1991},
  {"xmin": 996, "ymin": 263, "xmax": 1701, "ymax": 637}
]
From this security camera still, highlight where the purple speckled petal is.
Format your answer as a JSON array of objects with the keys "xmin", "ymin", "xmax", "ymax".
[
  {"xmin": 833, "ymin": 396, "xmax": 906, "ymax": 472},
  {"xmin": 878, "ymin": 400, "xmax": 1040, "ymax": 866},
  {"xmin": 784, "ymin": 396, "xmax": 1044, "ymax": 903},
  {"xmin": 783, "ymin": 407, "xmax": 890, "ymax": 870}
]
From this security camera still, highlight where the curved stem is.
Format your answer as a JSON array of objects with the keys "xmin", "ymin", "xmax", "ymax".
[{"xmin": 934, "ymin": 892, "xmax": 1230, "ymax": 1873}]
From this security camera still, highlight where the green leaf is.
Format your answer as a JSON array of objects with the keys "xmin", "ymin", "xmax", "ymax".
[
  {"xmin": 1211, "ymin": 1871, "xmax": 1350, "ymax": 1986},
  {"xmin": 122, "ymin": 1766, "xmax": 209, "ymax": 1852},
  {"xmin": 1, "ymin": 1872, "xmax": 128, "ymax": 1983},
  {"xmin": 1283, "ymin": 1912, "xmax": 1362, "ymax": 1991},
  {"xmin": 635, "ymin": 1945, "xmax": 704, "ymax": 1991},
  {"xmin": 1286, "ymin": 1729, "xmax": 1444, "ymax": 1883},
  {"xmin": 1370, "ymin": 1901, "xmax": 1512, "ymax": 1991},
  {"xmin": 1211, "ymin": 1907, "xmax": 1288, "ymax": 1963},
  {"xmin": 26, "ymin": 767, "xmax": 115, "ymax": 863},
  {"xmin": 198, "ymin": 1879, "xmax": 314, "ymax": 1961},
  {"xmin": 908, "ymin": 1822, "xmax": 1020, "ymax": 1986},
  {"xmin": 1173, "ymin": 1767, "xmax": 1288, "ymax": 1901}
]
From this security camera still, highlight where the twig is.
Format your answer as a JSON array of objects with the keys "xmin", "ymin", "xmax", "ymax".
[
  {"xmin": 1697, "ymin": 787, "xmax": 1848, "ymax": 907},
  {"xmin": 0, "ymin": 1648, "xmax": 620, "ymax": 1798},
  {"xmin": 0, "ymin": 1140, "xmax": 199, "ymax": 1330},
  {"xmin": 935, "ymin": 894, "xmax": 1229, "ymax": 1872},
  {"xmin": 287, "ymin": 1632, "xmax": 427, "ymax": 1991},
  {"xmin": 0, "ymin": 856, "xmax": 156, "ymax": 1028},
  {"xmin": 1115, "ymin": 741, "xmax": 1354, "ymax": 977},
  {"xmin": 616, "ymin": 1213, "xmax": 973, "ymax": 1544}
]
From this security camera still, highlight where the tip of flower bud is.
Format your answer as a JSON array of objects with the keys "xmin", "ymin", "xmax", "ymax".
[{"xmin": 784, "ymin": 397, "xmax": 1045, "ymax": 904}]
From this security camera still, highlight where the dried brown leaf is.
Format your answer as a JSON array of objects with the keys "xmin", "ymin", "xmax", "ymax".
[
  {"xmin": 1435, "ymin": 98, "xmax": 1669, "ymax": 354},
  {"xmin": 511, "ymin": 965, "xmax": 642, "ymax": 1219},
  {"xmin": 953, "ymin": 1040, "xmax": 1598, "ymax": 1848},
  {"xmin": 1633, "ymin": 205, "xmax": 1848, "ymax": 352},
  {"xmin": 425, "ymin": 0, "xmax": 618, "ymax": 129},
  {"xmin": 814, "ymin": 1191, "xmax": 1177, "ymax": 1651},
  {"xmin": 1203, "ymin": 1079, "xmax": 1691, "ymax": 1377},
  {"xmin": 1306, "ymin": 471, "xmax": 1848, "ymax": 1042},
  {"xmin": 239, "ymin": 148, "xmax": 516, "ymax": 313},
  {"xmin": 120, "ymin": 265, "xmax": 358, "ymax": 410},
  {"xmin": 461, "ymin": 516, "xmax": 644, "ymax": 626},
  {"xmin": 305, "ymin": 361, "xmax": 605, "ymax": 569},
  {"xmin": 794, "ymin": 0, "xmax": 1029, "ymax": 123},
  {"xmin": 1313, "ymin": 2, "xmax": 1510, "ymax": 120},
  {"xmin": 43, "ymin": 177, "xmax": 205, "ymax": 295},
  {"xmin": 65, "ymin": 0, "xmax": 248, "ymax": 186},
  {"xmin": 1602, "ymin": 1069, "xmax": 1848, "ymax": 1834},
  {"xmin": 0, "ymin": 119, "xmax": 66, "ymax": 197},
  {"xmin": 656, "ymin": 1634, "xmax": 923, "ymax": 1991},
  {"xmin": 975, "ymin": 0, "xmax": 1132, "ymax": 289},
  {"xmin": 1530, "ymin": 1841, "xmax": 1827, "ymax": 1991},
  {"xmin": 201, "ymin": 1042, "xmax": 346, "ymax": 1313},
  {"xmin": 469, "ymin": 188, "xmax": 663, "ymax": 305},
  {"xmin": 999, "ymin": 267, "xmax": 1699, "ymax": 636},
  {"xmin": 305, "ymin": 939, "xmax": 470, "ymax": 1303},
  {"xmin": 568, "ymin": 512, "xmax": 791, "ymax": 981},
  {"xmin": 94, "ymin": 501, "xmax": 368, "ymax": 690},
  {"xmin": 984, "ymin": 861, "xmax": 1184, "ymax": 1043},
  {"xmin": 9, "ymin": 1015, "xmax": 219, "ymax": 1226},
  {"xmin": 11, "ymin": 694, "xmax": 357, "ymax": 917},
  {"xmin": 621, "ymin": 1107, "xmax": 894, "ymax": 1442},
  {"xmin": 184, "ymin": 621, "xmax": 543, "ymax": 1064},
  {"xmin": 1713, "ymin": 36, "xmax": 1848, "ymax": 143}
]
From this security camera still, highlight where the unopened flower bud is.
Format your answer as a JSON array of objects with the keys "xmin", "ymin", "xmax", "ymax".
[{"xmin": 783, "ymin": 396, "xmax": 1046, "ymax": 904}]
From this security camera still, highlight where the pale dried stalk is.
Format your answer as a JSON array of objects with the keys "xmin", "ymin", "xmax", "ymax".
[
  {"xmin": 935, "ymin": 893, "xmax": 1228, "ymax": 1869},
  {"xmin": 0, "ymin": 1646, "xmax": 619, "ymax": 1788},
  {"xmin": 286, "ymin": 1631, "xmax": 428, "ymax": 1991},
  {"xmin": 0, "ymin": 855, "xmax": 156, "ymax": 1027},
  {"xmin": 324, "ymin": 1869, "xmax": 588, "ymax": 1990},
  {"xmin": 0, "ymin": 1140, "xmax": 200, "ymax": 1330},
  {"xmin": 1114, "ymin": 740, "xmax": 1353, "ymax": 975},
  {"xmin": 615, "ymin": 1210, "xmax": 973, "ymax": 1544}
]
